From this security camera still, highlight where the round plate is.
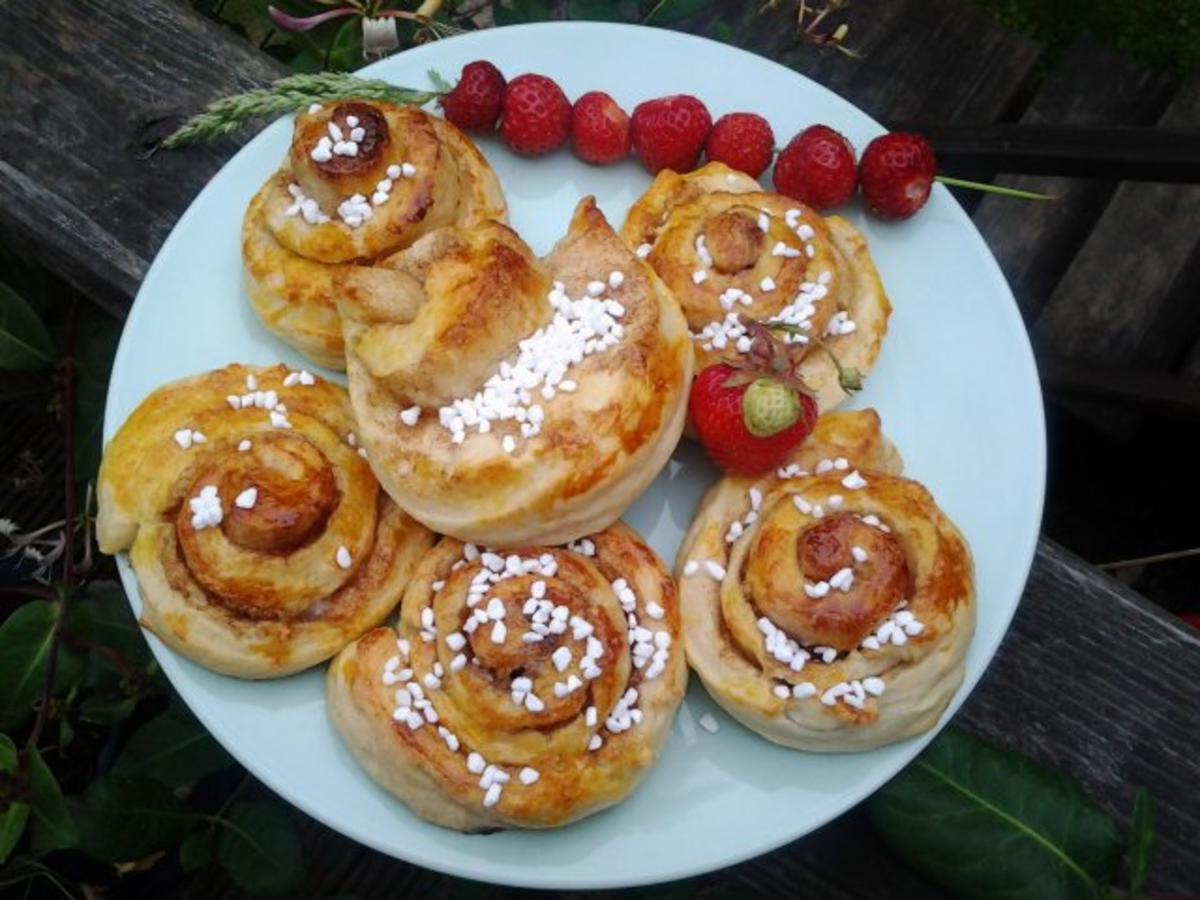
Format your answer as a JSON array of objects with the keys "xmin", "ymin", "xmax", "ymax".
[{"xmin": 105, "ymin": 21, "xmax": 1045, "ymax": 890}]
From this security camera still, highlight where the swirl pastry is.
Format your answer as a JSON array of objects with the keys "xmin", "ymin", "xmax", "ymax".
[
  {"xmin": 242, "ymin": 101, "xmax": 506, "ymax": 369},
  {"xmin": 96, "ymin": 364, "xmax": 434, "ymax": 678},
  {"xmin": 675, "ymin": 409, "xmax": 975, "ymax": 751},
  {"xmin": 327, "ymin": 523, "xmax": 687, "ymax": 831},
  {"xmin": 338, "ymin": 197, "xmax": 693, "ymax": 547},
  {"xmin": 621, "ymin": 162, "xmax": 890, "ymax": 411}
]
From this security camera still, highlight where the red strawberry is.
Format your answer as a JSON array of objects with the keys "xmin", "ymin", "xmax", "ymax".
[
  {"xmin": 570, "ymin": 91, "xmax": 631, "ymax": 165},
  {"xmin": 630, "ymin": 94, "xmax": 712, "ymax": 174},
  {"xmin": 773, "ymin": 125, "xmax": 858, "ymax": 210},
  {"xmin": 859, "ymin": 132, "xmax": 937, "ymax": 220},
  {"xmin": 705, "ymin": 113, "xmax": 776, "ymax": 178},
  {"xmin": 691, "ymin": 364, "xmax": 818, "ymax": 475},
  {"xmin": 499, "ymin": 74, "xmax": 572, "ymax": 156},
  {"xmin": 439, "ymin": 61, "xmax": 506, "ymax": 132}
]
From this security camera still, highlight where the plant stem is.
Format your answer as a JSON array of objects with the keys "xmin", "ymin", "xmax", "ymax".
[
  {"xmin": 936, "ymin": 175, "xmax": 1056, "ymax": 201},
  {"xmin": 26, "ymin": 301, "xmax": 78, "ymax": 752},
  {"xmin": 1098, "ymin": 546, "xmax": 1200, "ymax": 571}
]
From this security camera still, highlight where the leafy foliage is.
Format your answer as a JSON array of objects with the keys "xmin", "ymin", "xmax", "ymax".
[
  {"xmin": 67, "ymin": 776, "xmax": 198, "ymax": 862},
  {"xmin": 27, "ymin": 746, "xmax": 76, "ymax": 853},
  {"xmin": 113, "ymin": 700, "xmax": 234, "ymax": 788},
  {"xmin": 871, "ymin": 727, "xmax": 1126, "ymax": 899},
  {"xmin": 217, "ymin": 801, "xmax": 304, "ymax": 896},
  {"xmin": 0, "ymin": 281, "xmax": 56, "ymax": 370},
  {"xmin": 0, "ymin": 735, "xmax": 30, "ymax": 864}
]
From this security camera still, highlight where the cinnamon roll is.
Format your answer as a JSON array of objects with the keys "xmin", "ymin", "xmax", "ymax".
[
  {"xmin": 97, "ymin": 364, "xmax": 434, "ymax": 678},
  {"xmin": 675, "ymin": 409, "xmax": 975, "ymax": 751},
  {"xmin": 621, "ymin": 162, "xmax": 890, "ymax": 411},
  {"xmin": 242, "ymin": 102, "xmax": 506, "ymax": 369},
  {"xmin": 338, "ymin": 197, "xmax": 693, "ymax": 547},
  {"xmin": 327, "ymin": 523, "xmax": 687, "ymax": 831}
]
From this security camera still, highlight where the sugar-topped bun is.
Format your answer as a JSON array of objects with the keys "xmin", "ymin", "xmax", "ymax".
[
  {"xmin": 97, "ymin": 364, "xmax": 434, "ymax": 678},
  {"xmin": 338, "ymin": 197, "xmax": 693, "ymax": 548},
  {"xmin": 327, "ymin": 523, "xmax": 687, "ymax": 831},
  {"xmin": 621, "ymin": 162, "xmax": 890, "ymax": 411},
  {"xmin": 242, "ymin": 102, "xmax": 505, "ymax": 369},
  {"xmin": 675, "ymin": 409, "xmax": 975, "ymax": 751}
]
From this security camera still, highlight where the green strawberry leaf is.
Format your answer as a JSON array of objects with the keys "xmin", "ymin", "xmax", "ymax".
[
  {"xmin": 0, "ymin": 602, "xmax": 57, "ymax": 732},
  {"xmin": 870, "ymin": 727, "xmax": 1124, "ymax": 900}
]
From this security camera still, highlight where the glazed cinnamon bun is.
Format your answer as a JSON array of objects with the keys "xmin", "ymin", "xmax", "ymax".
[
  {"xmin": 675, "ymin": 409, "xmax": 975, "ymax": 751},
  {"xmin": 327, "ymin": 523, "xmax": 687, "ymax": 830},
  {"xmin": 338, "ymin": 197, "xmax": 692, "ymax": 547},
  {"xmin": 97, "ymin": 364, "xmax": 434, "ymax": 678},
  {"xmin": 621, "ymin": 162, "xmax": 890, "ymax": 411},
  {"xmin": 242, "ymin": 102, "xmax": 506, "ymax": 369}
]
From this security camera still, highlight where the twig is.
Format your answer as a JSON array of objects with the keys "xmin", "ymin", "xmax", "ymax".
[
  {"xmin": 1098, "ymin": 547, "xmax": 1200, "ymax": 572},
  {"xmin": 26, "ymin": 300, "xmax": 78, "ymax": 751}
]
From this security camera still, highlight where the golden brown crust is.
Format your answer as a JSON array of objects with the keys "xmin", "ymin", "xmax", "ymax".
[
  {"xmin": 675, "ymin": 409, "xmax": 975, "ymax": 751},
  {"xmin": 97, "ymin": 363, "xmax": 434, "ymax": 678},
  {"xmin": 327, "ymin": 522, "xmax": 687, "ymax": 831},
  {"xmin": 241, "ymin": 103, "xmax": 507, "ymax": 370},
  {"xmin": 620, "ymin": 162, "xmax": 891, "ymax": 412},
  {"xmin": 341, "ymin": 198, "xmax": 693, "ymax": 548}
]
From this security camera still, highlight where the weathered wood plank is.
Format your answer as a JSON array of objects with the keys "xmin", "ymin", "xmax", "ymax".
[
  {"xmin": 970, "ymin": 41, "xmax": 1177, "ymax": 323},
  {"xmin": 901, "ymin": 122, "xmax": 1200, "ymax": 183},
  {"xmin": 174, "ymin": 539, "xmax": 1200, "ymax": 898},
  {"xmin": 1041, "ymin": 353, "xmax": 1200, "ymax": 418},
  {"xmin": 713, "ymin": 0, "xmax": 1043, "ymax": 123},
  {"xmin": 1034, "ymin": 70, "xmax": 1200, "ymax": 368},
  {"xmin": 0, "ymin": 0, "xmax": 286, "ymax": 315}
]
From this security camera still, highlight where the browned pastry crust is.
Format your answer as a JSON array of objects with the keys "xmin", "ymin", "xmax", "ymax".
[
  {"xmin": 339, "ymin": 198, "xmax": 693, "ymax": 548},
  {"xmin": 620, "ymin": 162, "xmax": 890, "ymax": 412},
  {"xmin": 242, "ymin": 103, "xmax": 506, "ymax": 370},
  {"xmin": 675, "ymin": 409, "xmax": 975, "ymax": 751},
  {"xmin": 97, "ymin": 363, "xmax": 434, "ymax": 678},
  {"xmin": 327, "ymin": 522, "xmax": 687, "ymax": 831}
]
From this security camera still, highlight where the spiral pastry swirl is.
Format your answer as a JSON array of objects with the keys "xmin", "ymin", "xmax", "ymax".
[
  {"xmin": 242, "ymin": 102, "xmax": 506, "ymax": 369},
  {"xmin": 97, "ymin": 364, "xmax": 434, "ymax": 678},
  {"xmin": 327, "ymin": 523, "xmax": 687, "ymax": 831},
  {"xmin": 621, "ymin": 162, "xmax": 890, "ymax": 412},
  {"xmin": 338, "ymin": 197, "xmax": 692, "ymax": 547},
  {"xmin": 675, "ymin": 409, "xmax": 975, "ymax": 751}
]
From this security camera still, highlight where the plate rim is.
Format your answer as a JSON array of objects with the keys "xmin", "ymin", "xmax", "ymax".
[{"xmin": 105, "ymin": 19, "xmax": 1047, "ymax": 889}]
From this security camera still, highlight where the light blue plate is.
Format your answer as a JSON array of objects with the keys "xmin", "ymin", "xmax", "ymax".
[{"xmin": 105, "ymin": 22, "xmax": 1045, "ymax": 889}]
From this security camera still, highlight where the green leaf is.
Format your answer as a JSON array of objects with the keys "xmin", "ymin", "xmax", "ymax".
[
  {"xmin": 0, "ymin": 281, "xmax": 55, "ymax": 370},
  {"xmin": 642, "ymin": 0, "xmax": 711, "ymax": 25},
  {"xmin": 212, "ymin": 0, "xmax": 275, "ymax": 45},
  {"xmin": 494, "ymin": 0, "xmax": 555, "ymax": 26},
  {"xmin": 0, "ymin": 802, "xmax": 29, "ymax": 864},
  {"xmin": 0, "ymin": 734, "xmax": 28, "ymax": 864},
  {"xmin": 0, "ymin": 601, "xmax": 56, "ymax": 732},
  {"xmin": 67, "ymin": 776, "xmax": 197, "ymax": 862},
  {"xmin": 179, "ymin": 827, "xmax": 215, "ymax": 872},
  {"xmin": 1127, "ymin": 789, "xmax": 1154, "ymax": 898},
  {"xmin": 78, "ymin": 694, "xmax": 139, "ymax": 725},
  {"xmin": 218, "ymin": 802, "xmax": 303, "ymax": 897},
  {"xmin": 870, "ymin": 727, "xmax": 1123, "ymax": 900},
  {"xmin": 0, "ymin": 734, "xmax": 16, "ymax": 771},
  {"xmin": 569, "ymin": 0, "xmax": 640, "ymax": 20},
  {"xmin": 112, "ymin": 700, "xmax": 233, "ymax": 788},
  {"xmin": 82, "ymin": 583, "xmax": 152, "ymax": 688},
  {"xmin": 27, "ymin": 746, "xmax": 77, "ymax": 852},
  {"xmin": 73, "ymin": 306, "xmax": 121, "ymax": 486},
  {"xmin": 325, "ymin": 16, "xmax": 362, "ymax": 72}
]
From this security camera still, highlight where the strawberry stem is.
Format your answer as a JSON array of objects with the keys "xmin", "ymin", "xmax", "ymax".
[{"xmin": 935, "ymin": 175, "xmax": 1056, "ymax": 202}]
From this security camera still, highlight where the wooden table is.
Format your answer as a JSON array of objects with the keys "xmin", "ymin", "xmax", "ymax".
[{"xmin": 3, "ymin": 1, "xmax": 1197, "ymax": 895}]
